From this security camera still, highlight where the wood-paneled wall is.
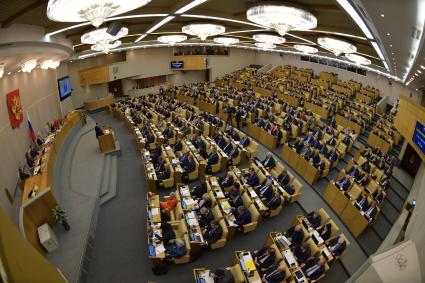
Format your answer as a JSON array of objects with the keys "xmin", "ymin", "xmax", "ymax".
[
  {"xmin": 79, "ymin": 65, "xmax": 110, "ymax": 86},
  {"xmin": 170, "ymin": 55, "xmax": 207, "ymax": 70}
]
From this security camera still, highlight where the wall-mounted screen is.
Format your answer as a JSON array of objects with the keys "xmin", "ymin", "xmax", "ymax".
[
  {"xmin": 413, "ymin": 121, "xmax": 425, "ymax": 155},
  {"xmin": 170, "ymin": 61, "xmax": 184, "ymax": 69},
  {"xmin": 57, "ymin": 76, "xmax": 73, "ymax": 101}
]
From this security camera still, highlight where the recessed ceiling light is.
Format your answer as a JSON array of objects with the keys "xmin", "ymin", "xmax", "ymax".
[
  {"xmin": 418, "ymin": 70, "xmax": 422, "ymax": 73},
  {"xmin": 7, "ymin": 72, "xmax": 11, "ymax": 75},
  {"xmin": 381, "ymin": 14, "xmax": 385, "ymax": 17},
  {"xmin": 390, "ymin": 44, "xmax": 393, "ymax": 47},
  {"xmin": 386, "ymin": 32, "xmax": 390, "ymax": 36},
  {"xmin": 392, "ymin": 52, "xmax": 395, "ymax": 54},
  {"xmin": 421, "ymin": 65, "xmax": 425, "ymax": 70}
]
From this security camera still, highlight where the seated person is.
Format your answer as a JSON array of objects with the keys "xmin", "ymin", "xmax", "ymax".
[
  {"xmin": 182, "ymin": 155, "xmax": 196, "ymax": 178},
  {"xmin": 302, "ymin": 257, "xmax": 326, "ymax": 281},
  {"xmin": 335, "ymin": 176, "xmax": 353, "ymax": 191},
  {"xmin": 218, "ymin": 172, "xmax": 234, "ymax": 189},
  {"xmin": 210, "ymin": 267, "xmax": 234, "ymax": 283},
  {"xmin": 174, "ymin": 137, "xmax": 183, "ymax": 152},
  {"xmin": 355, "ymin": 172, "xmax": 370, "ymax": 186},
  {"xmin": 364, "ymin": 200, "xmax": 378, "ymax": 221},
  {"xmin": 347, "ymin": 165, "xmax": 360, "ymax": 178},
  {"xmin": 198, "ymin": 144, "xmax": 208, "ymax": 159},
  {"xmin": 277, "ymin": 169, "xmax": 290, "ymax": 187},
  {"xmin": 313, "ymin": 156, "xmax": 326, "ymax": 171},
  {"xmin": 154, "ymin": 222, "xmax": 176, "ymax": 244},
  {"xmin": 179, "ymin": 151, "xmax": 190, "ymax": 165},
  {"xmin": 191, "ymin": 182, "xmax": 207, "ymax": 200},
  {"xmin": 355, "ymin": 194, "xmax": 369, "ymax": 210},
  {"xmin": 165, "ymin": 238, "xmax": 186, "ymax": 259},
  {"xmin": 360, "ymin": 161, "xmax": 371, "ymax": 173},
  {"xmin": 157, "ymin": 166, "xmax": 171, "ymax": 185},
  {"xmin": 253, "ymin": 246, "xmax": 276, "ymax": 271},
  {"xmin": 198, "ymin": 207, "xmax": 214, "ymax": 228},
  {"xmin": 265, "ymin": 191, "xmax": 282, "ymax": 210},
  {"xmin": 306, "ymin": 211, "xmax": 321, "ymax": 229},
  {"xmin": 160, "ymin": 192, "xmax": 177, "ymax": 211},
  {"xmin": 245, "ymin": 167, "xmax": 260, "ymax": 187},
  {"xmin": 317, "ymin": 223, "xmax": 332, "ymax": 241},
  {"xmin": 285, "ymin": 224, "xmax": 304, "ymax": 247},
  {"xmin": 261, "ymin": 262, "xmax": 287, "ymax": 283},
  {"xmin": 327, "ymin": 148, "xmax": 339, "ymax": 163},
  {"xmin": 261, "ymin": 153, "xmax": 276, "ymax": 169},
  {"xmin": 255, "ymin": 179, "xmax": 273, "ymax": 202},
  {"xmin": 326, "ymin": 235, "xmax": 346, "ymax": 257},
  {"xmin": 227, "ymin": 186, "xmax": 243, "ymax": 208},
  {"xmin": 206, "ymin": 148, "xmax": 219, "ymax": 171},
  {"xmin": 155, "ymin": 156, "xmax": 166, "ymax": 173},
  {"xmin": 19, "ymin": 167, "xmax": 30, "ymax": 180},
  {"xmin": 196, "ymin": 193, "xmax": 212, "ymax": 211},
  {"xmin": 228, "ymin": 144, "xmax": 239, "ymax": 160},
  {"xmin": 282, "ymin": 182, "xmax": 296, "ymax": 195},
  {"xmin": 203, "ymin": 220, "xmax": 223, "ymax": 245},
  {"xmin": 94, "ymin": 122, "xmax": 104, "ymax": 138},
  {"xmin": 240, "ymin": 135, "xmax": 250, "ymax": 147},
  {"xmin": 372, "ymin": 187, "xmax": 384, "ymax": 203},
  {"xmin": 293, "ymin": 242, "xmax": 311, "ymax": 264},
  {"xmin": 233, "ymin": 206, "xmax": 251, "ymax": 227},
  {"xmin": 379, "ymin": 176, "xmax": 391, "ymax": 189}
]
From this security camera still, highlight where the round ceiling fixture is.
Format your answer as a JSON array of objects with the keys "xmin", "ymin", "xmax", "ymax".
[
  {"xmin": 182, "ymin": 23, "xmax": 225, "ymax": 40},
  {"xmin": 247, "ymin": 4, "xmax": 317, "ymax": 36},
  {"xmin": 47, "ymin": 0, "xmax": 151, "ymax": 27},
  {"xmin": 317, "ymin": 37, "xmax": 357, "ymax": 56},
  {"xmin": 40, "ymin": 59, "xmax": 60, "ymax": 69},
  {"xmin": 345, "ymin": 53, "xmax": 372, "ymax": 65},
  {"xmin": 253, "ymin": 34, "xmax": 285, "ymax": 45},
  {"xmin": 81, "ymin": 27, "xmax": 128, "ymax": 52},
  {"xmin": 255, "ymin": 42, "xmax": 276, "ymax": 50},
  {"xmin": 21, "ymin": 59, "xmax": 38, "ymax": 73},
  {"xmin": 213, "ymin": 37, "xmax": 239, "ymax": 46},
  {"xmin": 294, "ymin": 44, "xmax": 318, "ymax": 54},
  {"xmin": 157, "ymin": 35, "xmax": 187, "ymax": 45}
]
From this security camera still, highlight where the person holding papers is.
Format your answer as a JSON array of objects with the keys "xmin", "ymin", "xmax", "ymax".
[
  {"xmin": 317, "ymin": 223, "xmax": 332, "ymax": 241},
  {"xmin": 199, "ymin": 207, "xmax": 214, "ymax": 228},
  {"xmin": 160, "ymin": 192, "xmax": 177, "ymax": 211},
  {"xmin": 255, "ymin": 179, "xmax": 273, "ymax": 202},
  {"xmin": 253, "ymin": 246, "xmax": 276, "ymax": 271},
  {"xmin": 285, "ymin": 224, "xmax": 304, "ymax": 247},
  {"xmin": 301, "ymin": 257, "xmax": 326, "ymax": 281},
  {"xmin": 261, "ymin": 262, "xmax": 287, "ymax": 283},
  {"xmin": 261, "ymin": 153, "xmax": 276, "ymax": 169},
  {"xmin": 326, "ymin": 235, "xmax": 346, "ymax": 257},
  {"xmin": 233, "ymin": 206, "xmax": 251, "ymax": 229},
  {"xmin": 165, "ymin": 238, "xmax": 186, "ymax": 259},
  {"xmin": 203, "ymin": 220, "xmax": 223, "ymax": 246},
  {"xmin": 245, "ymin": 167, "xmax": 260, "ymax": 187}
]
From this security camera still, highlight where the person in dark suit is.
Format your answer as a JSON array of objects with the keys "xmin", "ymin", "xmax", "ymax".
[
  {"xmin": 245, "ymin": 168, "xmax": 260, "ymax": 187},
  {"xmin": 199, "ymin": 207, "xmax": 214, "ymax": 228},
  {"xmin": 379, "ymin": 176, "xmax": 390, "ymax": 189},
  {"xmin": 302, "ymin": 257, "xmax": 326, "ymax": 281},
  {"xmin": 233, "ymin": 206, "xmax": 251, "ymax": 227},
  {"xmin": 317, "ymin": 223, "xmax": 332, "ymax": 241},
  {"xmin": 228, "ymin": 144, "xmax": 239, "ymax": 160},
  {"xmin": 174, "ymin": 138, "xmax": 183, "ymax": 152},
  {"xmin": 227, "ymin": 187, "xmax": 243, "ymax": 208},
  {"xmin": 165, "ymin": 238, "xmax": 186, "ymax": 259},
  {"xmin": 293, "ymin": 242, "xmax": 311, "ymax": 264},
  {"xmin": 210, "ymin": 267, "xmax": 234, "ymax": 283},
  {"xmin": 191, "ymin": 182, "xmax": 207, "ymax": 200},
  {"xmin": 356, "ymin": 194, "xmax": 369, "ymax": 210},
  {"xmin": 253, "ymin": 246, "xmax": 276, "ymax": 271},
  {"xmin": 219, "ymin": 172, "xmax": 234, "ymax": 189},
  {"xmin": 240, "ymin": 135, "xmax": 250, "ymax": 147},
  {"xmin": 327, "ymin": 236, "xmax": 346, "ymax": 257},
  {"xmin": 372, "ymin": 187, "xmax": 384, "ymax": 203},
  {"xmin": 94, "ymin": 123, "xmax": 104, "ymax": 138},
  {"xmin": 265, "ymin": 191, "xmax": 282, "ymax": 211},
  {"xmin": 25, "ymin": 152, "xmax": 34, "ymax": 168},
  {"xmin": 364, "ymin": 201, "xmax": 378, "ymax": 221},
  {"xmin": 261, "ymin": 153, "xmax": 276, "ymax": 169},
  {"xmin": 306, "ymin": 211, "xmax": 321, "ymax": 229},
  {"xmin": 183, "ymin": 155, "xmax": 196, "ymax": 179},
  {"xmin": 361, "ymin": 161, "xmax": 371, "ymax": 173},
  {"xmin": 283, "ymin": 183, "xmax": 296, "ymax": 195},
  {"xmin": 155, "ymin": 156, "xmax": 166, "ymax": 173},
  {"xmin": 285, "ymin": 224, "xmax": 304, "ymax": 247},
  {"xmin": 155, "ymin": 222, "xmax": 175, "ymax": 244},
  {"xmin": 261, "ymin": 262, "xmax": 287, "ymax": 283},
  {"xmin": 277, "ymin": 169, "xmax": 290, "ymax": 187},
  {"xmin": 203, "ymin": 220, "xmax": 223, "ymax": 245},
  {"xmin": 19, "ymin": 167, "xmax": 30, "ymax": 180},
  {"xmin": 335, "ymin": 176, "xmax": 352, "ymax": 191},
  {"xmin": 255, "ymin": 179, "xmax": 273, "ymax": 202},
  {"xmin": 196, "ymin": 194, "xmax": 212, "ymax": 212},
  {"xmin": 328, "ymin": 148, "xmax": 339, "ymax": 163},
  {"xmin": 347, "ymin": 165, "xmax": 360, "ymax": 178}
]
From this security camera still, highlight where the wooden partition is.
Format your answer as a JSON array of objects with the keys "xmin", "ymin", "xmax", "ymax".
[
  {"xmin": 170, "ymin": 55, "xmax": 207, "ymax": 70},
  {"xmin": 367, "ymin": 132, "xmax": 392, "ymax": 153},
  {"xmin": 277, "ymin": 92, "xmax": 300, "ymax": 107},
  {"xmin": 253, "ymin": 86, "xmax": 272, "ymax": 97},
  {"xmin": 305, "ymin": 102, "xmax": 329, "ymax": 119},
  {"xmin": 335, "ymin": 114, "xmax": 363, "ymax": 135},
  {"xmin": 79, "ymin": 65, "xmax": 110, "ymax": 86},
  {"xmin": 247, "ymin": 122, "xmax": 278, "ymax": 150},
  {"xmin": 320, "ymin": 72, "xmax": 337, "ymax": 83},
  {"xmin": 280, "ymin": 145, "xmax": 320, "ymax": 185},
  {"xmin": 394, "ymin": 96, "xmax": 425, "ymax": 160}
]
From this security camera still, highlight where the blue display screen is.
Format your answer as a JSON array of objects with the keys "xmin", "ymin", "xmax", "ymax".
[
  {"xmin": 413, "ymin": 121, "xmax": 425, "ymax": 154},
  {"xmin": 170, "ymin": 61, "xmax": 184, "ymax": 69},
  {"xmin": 57, "ymin": 76, "xmax": 72, "ymax": 101}
]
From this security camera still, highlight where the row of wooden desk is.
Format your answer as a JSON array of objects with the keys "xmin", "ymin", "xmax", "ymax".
[
  {"xmin": 367, "ymin": 132, "xmax": 392, "ymax": 153},
  {"xmin": 305, "ymin": 101, "xmax": 329, "ymax": 120},
  {"xmin": 281, "ymin": 145, "xmax": 320, "ymax": 185},
  {"xmin": 335, "ymin": 114, "xmax": 363, "ymax": 136},
  {"xmin": 247, "ymin": 122, "xmax": 278, "ymax": 150}
]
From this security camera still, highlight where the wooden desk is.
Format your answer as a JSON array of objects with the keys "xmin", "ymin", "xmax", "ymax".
[{"xmin": 98, "ymin": 127, "xmax": 116, "ymax": 153}]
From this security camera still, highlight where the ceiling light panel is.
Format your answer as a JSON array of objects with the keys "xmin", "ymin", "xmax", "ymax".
[
  {"xmin": 213, "ymin": 37, "xmax": 240, "ymax": 46},
  {"xmin": 157, "ymin": 35, "xmax": 187, "ymax": 45},
  {"xmin": 21, "ymin": 59, "xmax": 37, "ymax": 73},
  {"xmin": 294, "ymin": 44, "xmax": 318, "ymax": 54},
  {"xmin": 253, "ymin": 34, "xmax": 285, "ymax": 44},
  {"xmin": 317, "ymin": 37, "xmax": 357, "ymax": 56},
  {"xmin": 345, "ymin": 53, "xmax": 372, "ymax": 65},
  {"xmin": 182, "ymin": 23, "xmax": 225, "ymax": 40},
  {"xmin": 335, "ymin": 0, "xmax": 373, "ymax": 39}
]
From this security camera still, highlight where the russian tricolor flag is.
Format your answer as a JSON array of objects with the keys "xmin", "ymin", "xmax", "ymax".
[{"xmin": 27, "ymin": 113, "xmax": 36, "ymax": 142}]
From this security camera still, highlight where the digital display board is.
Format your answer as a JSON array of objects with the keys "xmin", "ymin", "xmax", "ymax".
[
  {"xmin": 413, "ymin": 121, "xmax": 425, "ymax": 155},
  {"xmin": 170, "ymin": 61, "xmax": 184, "ymax": 69}
]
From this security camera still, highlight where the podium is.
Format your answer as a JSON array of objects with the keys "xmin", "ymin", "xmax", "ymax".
[{"xmin": 98, "ymin": 127, "xmax": 116, "ymax": 153}]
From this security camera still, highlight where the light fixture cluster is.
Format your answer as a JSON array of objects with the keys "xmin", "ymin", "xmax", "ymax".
[
  {"xmin": 0, "ymin": 64, "xmax": 4, "ymax": 78},
  {"xmin": 21, "ymin": 59, "xmax": 38, "ymax": 73},
  {"xmin": 345, "ymin": 53, "xmax": 371, "ymax": 65},
  {"xmin": 81, "ymin": 27, "xmax": 128, "ymax": 53},
  {"xmin": 317, "ymin": 37, "xmax": 357, "ymax": 56},
  {"xmin": 294, "ymin": 44, "xmax": 318, "ymax": 54},
  {"xmin": 182, "ymin": 23, "xmax": 225, "ymax": 40},
  {"xmin": 40, "ymin": 59, "xmax": 61, "ymax": 69},
  {"xmin": 213, "ymin": 37, "xmax": 239, "ymax": 46},
  {"xmin": 47, "ymin": 0, "xmax": 151, "ymax": 27},
  {"xmin": 157, "ymin": 35, "xmax": 187, "ymax": 45}
]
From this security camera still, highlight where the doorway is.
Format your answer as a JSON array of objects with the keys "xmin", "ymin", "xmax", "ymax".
[
  {"xmin": 400, "ymin": 143, "xmax": 422, "ymax": 177},
  {"xmin": 108, "ymin": 80, "xmax": 124, "ymax": 97}
]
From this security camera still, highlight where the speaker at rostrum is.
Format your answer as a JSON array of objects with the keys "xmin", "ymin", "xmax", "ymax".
[{"xmin": 106, "ymin": 22, "xmax": 124, "ymax": 36}]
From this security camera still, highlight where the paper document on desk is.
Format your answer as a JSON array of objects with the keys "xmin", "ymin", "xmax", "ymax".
[
  {"xmin": 199, "ymin": 271, "xmax": 214, "ymax": 283},
  {"xmin": 184, "ymin": 198, "xmax": 196, "ymax": 207},
  {"xmin": 187, "ymin": 218, "xmax": 198, "ymax": 226},
  {"xmin": 180, "ymin": 187, "xmax": 191, "ymax": 197},
  {"xmin": 249, "ymin": 190, "xmax": 258, "ymax": 198},
  {"xmin": 172, "ymin": 158, "xmax": 179, "ymax": 164},
  {"xmin": 151, "ymin": 208, "xmax": 159, "ymax": 215},
  {"xmin": 215, "ymin": 190, "xmax": 224, "ymax": 198},
  {"xmin": 33, "ymin": 166, "xmax": 41, "ymax": 175},
  {"xmin": 155, "ymin": 244, "xmax": 166, "ymax": 254}
]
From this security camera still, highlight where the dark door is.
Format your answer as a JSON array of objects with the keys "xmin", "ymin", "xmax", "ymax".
[
  {"xmin": 205, "ymin": 69, "xmax": 210, "ymax": 82},
  {"xmin": 400, "ymin": 143, "xmax": 422, "ymax": 177},
  {"xmin": 108, "ymin": 79, "xmax": 124, "ymax": 97}
]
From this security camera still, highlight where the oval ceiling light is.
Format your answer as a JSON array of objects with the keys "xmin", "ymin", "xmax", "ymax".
[
  {"xmin": 47, "ymin": 0, "xmax": 151, "ymax": 27},
  {"xmin": 157, "ymin": 35, "xmax": 187, "ymax": 45},
  {"xmin": 345, "ymin": 53, "xmax": 372, "ymax": 65},
  {"xmin": 91, "ymin": 40, "xmax": 122, "ymax": 53},
  {"xmin": 213, "ymin": 37, "xmax": 239, "ymax": 46},
  {"xmin": 81, "ymin": 27, "xmax": 128, "ymax": 52},
  {"xmin": 317, "ymin": 37, "xmax": 356, "ymax": 56},
  {"xmin": 294, "ymin": 44, "xmax": 318, "ymax": 54},
  {"xmin": 247, "ymin": 4, "xmax": 317, "ymax": 36},
  {"xmin": 182, "ymin": 23, "xmax": 225, "ymax": 40},
  {"xmin": 255, "ymin": 42, "xmax": 276, "ymax": 50},
  {"xmin": 40, "ymin": 59, "xmax": 60, "ymax": 69},
  {"xmin": 21, "ymin": 59, "xmax": 38, "ymax": 73},
  {"xmin": 253, "ymin": 34, "xmax": 285, "ymax": 44}
]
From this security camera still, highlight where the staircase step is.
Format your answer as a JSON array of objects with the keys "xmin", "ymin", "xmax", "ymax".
[
  {"xmin": 100, "ymin": 156, "xmax": 118, "ymax": 205},
  {"xmin": 99, "ymin": 155, "xmax": 111, "ymax": 197}
]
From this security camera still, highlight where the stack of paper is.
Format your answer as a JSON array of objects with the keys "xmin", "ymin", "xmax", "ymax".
[
  {"xmin": 151, "ymin": 208, "xmax": 159, "ymax": 215},
  {"xmin": 155, "ymin": 244, "xmax": 166, "ymax": 254}
]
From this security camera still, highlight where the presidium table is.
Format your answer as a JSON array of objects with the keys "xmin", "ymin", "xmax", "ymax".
[{"xmin": 19, "ymin": 111, "xmax": 83, "ymax": 254}]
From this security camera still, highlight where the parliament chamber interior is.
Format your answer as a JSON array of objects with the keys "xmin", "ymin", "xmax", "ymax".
[{"xmin": 1, "ymin": 1, "xmax": 425, "ymax": 283}]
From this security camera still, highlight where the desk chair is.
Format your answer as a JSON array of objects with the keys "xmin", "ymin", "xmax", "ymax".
[
  {"xmin": 270, "ymin": 162, "xmax": 285, "ymax": 177},
  {"xmin": 247, "ymin": 140, "xmax": 259, "ymax": 158},
  {"xmin": 228, "ymin": 264, "xmax": 245, "ymax": 283},
  {"xmin": 172, "ymin": 234, "xmax": 191, "ymax": 264},
  {"xmin": 187, "ymin": 159, "xmax": 199, "ymax": 181},
  {"xmin": 160, "ymin": 165, "xmax": 175, "ymax": 189},
  {"xmin": 318, "ymin": 208, "xmax": 331, "ymax": 226},
  {"xmin": 243, "ymin": 203, "xmax": 260, "ymax": 233},
  {"xmin": 269, "ymin": 196, "xmax": 285, "ymax": 218},
  {"xmin": 210, "ymin": 219, "xmax": 228, "ymax": 249},
  {"xmin": 289, "ymin": 179, "xmax": 303, "ymax": 203}
]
